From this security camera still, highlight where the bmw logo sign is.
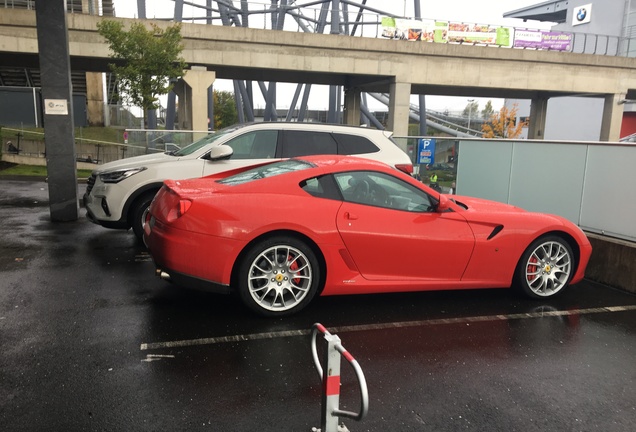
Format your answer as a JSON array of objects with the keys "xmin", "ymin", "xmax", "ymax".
[{"xmin": 576, "ymin": 8, "xmax": 587, "ymax": 22}]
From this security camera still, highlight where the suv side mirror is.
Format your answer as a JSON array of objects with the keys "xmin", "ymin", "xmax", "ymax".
[{"xmin": 207, "ymin": 144, "xmax": 233, "ymax": 161}]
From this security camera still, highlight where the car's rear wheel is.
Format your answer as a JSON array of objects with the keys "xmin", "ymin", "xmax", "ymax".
[
  {"xmin": 515, "ymin": 235, "xmax": 574, "ymax": 298},
  {"xmin": 130, "ymin": 191, "xmax": 157, "ymax": 242},
  {"xmin": 237, "ymin": 236, "xmax": 321, "ymax": 317}
]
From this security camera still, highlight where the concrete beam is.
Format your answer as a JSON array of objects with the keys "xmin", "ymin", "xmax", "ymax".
[
  {"xmin": 527, "ymin": 97, "xmax": 549, "ymax": 140},
  {"xmin": 176, "ymin": 66, "xmax": 216, "ymax": 137},
  {"xmin": 600, "ymin": 93, "xmax": 625, "ymax": 142},
  {"xmin": 343, "ymin": 86, "xmax": 361, "ymax": 126},
  {"xmin": 388, "ymin": 81, "xmax": 411, "ymax": 142},
  {"xmin": 86, "ymin": 72, "xmax": 104, "ymax": 126}
]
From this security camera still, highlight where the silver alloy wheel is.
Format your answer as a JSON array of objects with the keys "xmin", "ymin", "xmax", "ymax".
[
  {"xmin": 140, "ymin": 206, "xmax": 150, "ymax": 231},
  {"xmin": 523, "ymin": 240, "xmax": 572, "ymax": 297},
  {"xmin": 247, "ymin": 244, "xmax": 313, "ymax": 312}
]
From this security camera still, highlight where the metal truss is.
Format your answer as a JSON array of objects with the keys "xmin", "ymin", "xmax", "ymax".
[{"xmin": 136, "ymin": 1, "xmax": 432, "ymax": 134}]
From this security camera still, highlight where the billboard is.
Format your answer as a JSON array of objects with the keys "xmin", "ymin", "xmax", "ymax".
[
  {"xmin": 513, "ymin": 29, "xmax": 573, "ymax": 51},
  {"xmin": 381, "ymin": 17, "xmax": 571, "ymax": 52}
]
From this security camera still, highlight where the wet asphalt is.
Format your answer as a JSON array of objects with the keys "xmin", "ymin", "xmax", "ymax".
[{"xmin": 1, "ymin": 178, "xmax": 636, "ymax": 432}]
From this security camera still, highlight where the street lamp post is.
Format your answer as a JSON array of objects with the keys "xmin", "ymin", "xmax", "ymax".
[{"xmin": 467, "ymin": 98, "xmax": 474, "ymax": 131}]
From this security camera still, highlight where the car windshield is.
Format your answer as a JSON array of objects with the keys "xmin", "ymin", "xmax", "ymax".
[
  {"xmin": 173, "ymin": 125, "xmax": 243, "ymax": 156},
  {"xmin": 218, "ymin": 160, "xmax": 315, "ymax": 186}
]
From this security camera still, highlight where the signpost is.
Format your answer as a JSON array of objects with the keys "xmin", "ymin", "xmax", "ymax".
[{"xmin": 417, "ymin": 138, "xmax": 436, "ymax": 165}]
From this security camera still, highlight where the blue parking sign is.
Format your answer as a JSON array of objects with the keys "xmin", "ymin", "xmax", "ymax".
[{"xmin": 417, "ymin": 138, "xmax": 436, "ymax": 165}]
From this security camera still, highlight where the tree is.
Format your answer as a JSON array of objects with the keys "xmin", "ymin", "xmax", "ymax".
[
  {"xmin": 97, "ymin": 20, "xmax": 187, "ymax": 124},
  {"xmin": 481, "ymin": 100, "xmax": 494, "ymax": 119},
  {"xmin": 482, "ymin": 104, "xmax": 527, "ymax": 138},
  {"xmin": 213, "ymin": 90, "xmax": 238, "ymax": 130},
  {"xmin": 462, "ymin": 100, "xmax": 480, "ymax": 117}
]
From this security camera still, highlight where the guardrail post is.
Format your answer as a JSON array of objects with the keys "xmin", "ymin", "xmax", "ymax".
[
  {"xmin": 321, "ymin": 331, "xmax": 342, "ymax": 432},
  {"xmin": 311, "ymin": 323, "xmax": 369, "ymax": 432}
]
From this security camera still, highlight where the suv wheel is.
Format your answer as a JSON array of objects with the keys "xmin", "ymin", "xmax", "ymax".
[{"xmin": 130, "ymin": 191, "xmax": 157, "ymax": 241}]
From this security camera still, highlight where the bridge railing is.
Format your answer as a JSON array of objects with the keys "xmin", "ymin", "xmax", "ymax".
[
  {"xmin": 2, "ymin": 0, "xmax": 633, "ymax": 57},
  {"xmin": 134, "ymin": 1, "xmax": 636, "ymax": 58}
]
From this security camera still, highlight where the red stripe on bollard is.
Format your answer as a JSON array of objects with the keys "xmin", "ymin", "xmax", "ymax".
[
  {"xmin": 342, "ymin": 350, "xmax": 354, "ymax": 363},
  {"xmin": 325, "ymin": 375, "xmax": 341, "ymax": 396}
]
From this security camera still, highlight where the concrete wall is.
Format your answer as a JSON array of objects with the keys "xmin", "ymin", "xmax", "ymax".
[{"xmin": 586, "ymin": 233, "xmax": 636, "ymax": 294}]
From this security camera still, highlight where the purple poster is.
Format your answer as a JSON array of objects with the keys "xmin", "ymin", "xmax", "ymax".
[{"xmin": 514, "ymin": 29, "xmax": 572, "ymax": 51}]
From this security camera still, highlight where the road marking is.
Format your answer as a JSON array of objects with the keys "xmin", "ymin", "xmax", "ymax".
[
  {"xmin": 141, "ymin": 354, "xmax": 176, "ymax": 362},
  {"xmin": 140, "ymin": 304, "xmax": 636, "ymax": 351}
]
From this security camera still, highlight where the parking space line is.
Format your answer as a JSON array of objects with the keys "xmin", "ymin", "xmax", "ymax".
[{"xmin": 140, "ymin": 304, "xmax": 636, "ymax": 351}]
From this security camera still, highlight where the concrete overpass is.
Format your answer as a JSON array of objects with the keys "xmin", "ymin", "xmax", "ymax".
[{"xmin": 2, "ymin": 8, "xmax": 636, "ymax": 140}]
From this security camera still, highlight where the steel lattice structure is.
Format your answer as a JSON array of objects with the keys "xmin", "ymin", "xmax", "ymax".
[{"xmin": 130, "ymin": 0, "xmax": 439, "ymax": 134}]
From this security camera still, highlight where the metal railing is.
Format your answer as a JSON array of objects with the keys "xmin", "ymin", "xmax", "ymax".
[
  {"xmin": 311, "ymin": 323, "xmax": 368, "ymax": 432},
  {"xmin": 132, "ymin": 1, "xmax": 636, "ymax": 58}
]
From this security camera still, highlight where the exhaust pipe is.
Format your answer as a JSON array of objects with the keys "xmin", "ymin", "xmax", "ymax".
[{"xmin": 155, "ymin": 269, "xmax": 171, "ymax": 281}]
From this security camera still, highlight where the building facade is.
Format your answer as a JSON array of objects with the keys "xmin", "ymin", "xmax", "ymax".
[{"xmin": 505, "ymin": 0, "xmax": 636, "ymax": 140}]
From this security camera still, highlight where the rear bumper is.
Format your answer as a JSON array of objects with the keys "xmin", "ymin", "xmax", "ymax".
[{"xmin": 154, "ymin": 266, "xmax": 232, "ymax": 295}]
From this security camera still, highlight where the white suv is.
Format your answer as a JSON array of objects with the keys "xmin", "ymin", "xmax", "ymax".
[{"xmin": 83, "ymin": 122, "xmax": 413, "ymax": 240}]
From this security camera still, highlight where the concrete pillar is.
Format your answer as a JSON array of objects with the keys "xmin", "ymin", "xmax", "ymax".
[
  {"xmin": 36, "ymin": 0, "xmax": 78, "ymax": 222},
  {"xmin": 81, "ymin": 0, "xmax": 96, "ymax": 14},
  {"xmin": 387, "ymin": 80, "xmax": 411, "ymax": 147},
  {"xmin": 527, "ymin": 96, "xmax": 548, "ymax": 140},
  {"xmin": 343, "ymin": 86, "xmax": 361, "ymax": 126},
  {"xmin": 600, "ymin": 93, "xmax": 625, "ymax": 142},
  {"xmin": 86, "ymin": 72, "xmax": 104, "ymax": 126},
  {"xmin": 174, "ymin": 66, "xmax": 216, "ymax": 138}
]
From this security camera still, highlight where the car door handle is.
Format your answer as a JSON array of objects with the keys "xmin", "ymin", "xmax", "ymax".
[{"xmin": 344, "ymin": 212, "xmax": 358, "ymax": 220}]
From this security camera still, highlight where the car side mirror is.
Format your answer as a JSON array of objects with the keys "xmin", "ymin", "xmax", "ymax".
[
  {"xmin": 207, "ymin": 144, "xmax": 233, "ymax": 161},
  {"xmin": 436, "ymin": 194, "xmax": 452, "ymax": 212}
]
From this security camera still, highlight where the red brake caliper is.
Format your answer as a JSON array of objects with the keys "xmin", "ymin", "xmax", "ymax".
[
  {"xmin": 289, "ymin": 254, "xmax": 300, "ymax": 284},
  {"xmin": 528, "ymin": 256, "xmax": 538, "ymax": 282}
]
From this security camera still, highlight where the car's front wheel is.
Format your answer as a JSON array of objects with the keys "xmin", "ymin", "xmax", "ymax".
[
  {"xmin": 237, "ymin": 236, "xmax": 321, "ymax": 317},
  {"xmin": 515, "ymin": 235, "xmax": 574, "ymax": 298},
  {"xmin": 130, "ymin": 191, "xmax": 157, "ymax": 242}
]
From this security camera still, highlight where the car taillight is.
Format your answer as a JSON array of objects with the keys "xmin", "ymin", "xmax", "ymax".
[
  {"xmin": 166, "ymin": 198, "xmax": 192, "ymax": 222},
  {"xmin": 178, "ymin": 200, "xmax": 192, "ymax": 217},
  {"xmin": 396, "ymin": 163, "xmax": 413, "ymax": 174}
]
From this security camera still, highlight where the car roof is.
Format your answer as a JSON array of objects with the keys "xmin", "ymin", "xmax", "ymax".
[
  {"xmin": 295, "ymin": 154, "xmax": 394, "ymax": 170},
  {"xmin": 232, "ymin": 122, "xmax": 393, "ymax": 136}
]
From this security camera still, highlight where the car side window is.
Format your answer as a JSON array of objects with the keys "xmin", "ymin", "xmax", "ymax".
[
  {"xmin": 333, "ymin": 133, "xmax": 379, "ymax": 155},
  {"xmin": 224, "ymin": 130, "xmax": 278, "ymax": 159},
  {"xmin": 281, "ymin": 131, "xmax": 338, "ymax": 158},
  {"xmin": 334, "ymin": 171, "xmax": 435, "ymax": 212},
  {"xmin": 300, "ymin": 175, "xmax": 342, "ymax": 200}
]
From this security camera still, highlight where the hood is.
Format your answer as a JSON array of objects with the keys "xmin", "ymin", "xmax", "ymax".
[
  {"xmin": 451, "ymin": 195, "xmax": 526, "ymax": 213},
  {"xmin": 94, "ymin": 152, "xmax": 174, "ymax": 173}
]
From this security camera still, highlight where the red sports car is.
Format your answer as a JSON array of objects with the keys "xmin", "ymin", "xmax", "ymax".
[{"xmin": 144, "ymin": 155, "xmax": 592, "ymax": 317}]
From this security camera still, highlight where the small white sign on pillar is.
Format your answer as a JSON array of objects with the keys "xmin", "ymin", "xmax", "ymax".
[{"xmin": 44, "ymin": 99, "xmax": 69, "ymax": 115}]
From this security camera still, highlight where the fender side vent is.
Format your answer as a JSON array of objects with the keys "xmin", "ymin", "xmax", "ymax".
[{"xmin": 487, "ymin": 225, "xmax": 504, "ymax": 240}]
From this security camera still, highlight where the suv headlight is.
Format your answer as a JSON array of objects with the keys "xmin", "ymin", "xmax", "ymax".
[{"xmin": 98, "ymin": 167, "xmax": 146, "ymax": 183}]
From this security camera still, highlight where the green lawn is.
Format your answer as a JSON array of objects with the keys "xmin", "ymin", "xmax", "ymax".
[{"xmin": 0, "ymin": 164, "xmax": 93, "ymax": 178}]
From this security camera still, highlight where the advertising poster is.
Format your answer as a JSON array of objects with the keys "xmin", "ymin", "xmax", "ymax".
[
  {"xmin": 445, "ymin": 23, "xmax": 512, "ymax": 47},
  {"xmin": 382, "ymin": 17, "xmax": 437, "ymax": 41},
  {"xmin": 513, "ymin": 29, "xmax": 572, "ymax": 51}
]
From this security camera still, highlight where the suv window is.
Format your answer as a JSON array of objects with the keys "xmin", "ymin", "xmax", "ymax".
[
  {"xmin": 225, "ymin": 130, "xmax": 278, "ymax": 159},
  {"xmin": 333, "ymin": 133, "xmax": 379, "ymax": 155},
  {"xmin": 281, "ymin": 131, "xmax": 338, "ymax": 158}
]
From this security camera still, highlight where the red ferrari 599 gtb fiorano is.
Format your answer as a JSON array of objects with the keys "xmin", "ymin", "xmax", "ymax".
[{"xmin": 144, "ymin": 155, "xmax": 592, "ymax": 317}]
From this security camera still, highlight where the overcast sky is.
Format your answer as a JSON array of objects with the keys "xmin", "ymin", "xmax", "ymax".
[{"xmin": 110, "ymin": 0, "xmax": 552, "ymax": 112}]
